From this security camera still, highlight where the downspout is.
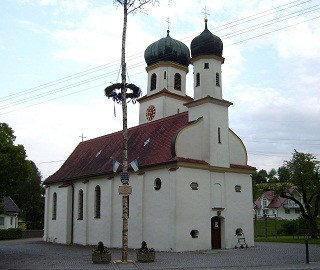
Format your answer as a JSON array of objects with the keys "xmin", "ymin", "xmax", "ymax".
[{"xmin": 71, "ymin": 181, "xmax": 74, "ymax": 244}]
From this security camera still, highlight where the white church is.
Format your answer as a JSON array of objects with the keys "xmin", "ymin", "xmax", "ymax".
[{"xmin": 43, "ymin": 18, "xmax": 256, "ymax": 251}]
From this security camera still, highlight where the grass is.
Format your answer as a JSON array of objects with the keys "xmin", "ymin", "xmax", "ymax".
[{"xmin": 255, "ymin": 236, "xmax": 320, "ymax": 244}]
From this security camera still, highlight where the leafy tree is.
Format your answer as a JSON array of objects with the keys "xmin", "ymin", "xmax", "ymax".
[
  {"xmin": 252, "ymin": 169, "xmax": 268, "ymax": 184},
  {"xmin": 12, "ymin": 161, "xmax": 44, "ymax": 229},
  {"xmin": 267, "ymin": 168, "xmax": 278, "ymax": 182},
  {"xmin": 278, "ymin": 150, "xmax": 320, "ymax": 238},
  {"xmin": 0, "ymin": 123, "xmax": 32, "ymax": 200}
]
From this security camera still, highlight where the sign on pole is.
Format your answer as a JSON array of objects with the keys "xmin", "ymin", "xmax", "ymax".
[
  {"xmin": 119, "ymin": 185, "xmax": 132, "ymax": 195},
  {"xmin": 120, "ymin": 172, "xmax": 129, "ymax": 185}
]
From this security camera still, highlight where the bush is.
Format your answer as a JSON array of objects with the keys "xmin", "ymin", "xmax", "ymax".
[
  {"xmin": 277, "ymin": 216, "xmax": 308, "ymax": 236},
  {"xmin": 0, "ymin": 228, "xmax": 22, "ymax": 240}
]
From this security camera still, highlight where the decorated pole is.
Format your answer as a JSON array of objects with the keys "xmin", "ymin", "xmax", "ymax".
[
  {"xmin": 106, "ymin": 0, "xmax": 159, "ymax": 263},
  {"xmin": 120, "ymin": 0, "xmax": 129, "ymax": 262}
]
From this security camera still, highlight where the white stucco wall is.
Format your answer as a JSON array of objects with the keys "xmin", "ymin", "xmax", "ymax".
[
  {"xmin": 44, "ymin": 166, "xmax": 254, "ymax": 251},
  {"xmin": 192, "ymin": 57, "xmax": 223, "ymax": 100},
  {"xmin": 0, "ymin": 215, "xmax": 19, "ymax": 229},
  {"xmin": 44, "ymin": 185, "xmax": 72, "ymax": 244},
  {"xmin": 229, "ymin": 130, "xmax": 247, "ymax": 165}
]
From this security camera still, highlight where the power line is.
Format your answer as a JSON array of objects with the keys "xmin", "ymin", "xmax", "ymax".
[{"xmin": 0, "ymin": 0, "xmax": 318, "ymax": 115}]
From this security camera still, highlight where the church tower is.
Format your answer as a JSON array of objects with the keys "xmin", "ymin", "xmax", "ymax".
[
  {"xmin": 184, "ymin": 18, "xmax": 233, "ymax": 168},
  {"xmin": 190, "ymin": 17, "xmax": 224, "ymax": 100},
  {"xmin": 138, "ymin": 30, "xmax": 193, "ymax": 124}
]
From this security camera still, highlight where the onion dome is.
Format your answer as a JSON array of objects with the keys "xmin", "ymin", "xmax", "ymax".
[
  {"xmin": 144, "ymin": 30, "xmax": 190, "ymax": 67},
  {"xmin": 191, "ymin": 18, "xmax": 223, "ymax": 58}
]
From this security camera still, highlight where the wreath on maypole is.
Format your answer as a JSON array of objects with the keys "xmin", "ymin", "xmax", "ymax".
[{"xmin": 104, "ymin": 83, "xmax": 142, "ymax": 104}]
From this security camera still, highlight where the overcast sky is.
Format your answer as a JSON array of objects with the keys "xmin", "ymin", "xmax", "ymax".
[{"xmin": 1, "ymin": 0, "xmax": 320, "ymax": 180}]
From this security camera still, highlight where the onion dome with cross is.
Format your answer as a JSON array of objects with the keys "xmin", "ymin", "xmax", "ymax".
[
  {"xmin": 190, "ymin": 17, "xmax": 223, "ymax": 58},
  {"xmin": 144, "ymin": 30, "xmax": 190, "ymax": 67}
]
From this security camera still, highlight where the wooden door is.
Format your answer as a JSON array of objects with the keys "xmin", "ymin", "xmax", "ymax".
[{"xmin": 211, "ymin": 216, "xmax": 221, "ymax": 249}]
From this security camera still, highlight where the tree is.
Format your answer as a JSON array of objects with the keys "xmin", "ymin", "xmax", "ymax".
[
  {"xmin": 109, "ymin": 0, "xmax": 160, "ymax": 262},
  {"xmin": 12, "ymin": 161, "xmax": 44, "ymax": 229},
  {"xmin": 0, "ymin": 123, "xmax": 32, "ymax": 200},
  {"xmin": 252, "ymin": 169, "xmax": 268, "ymax": 184},
  {"xmin": 278, "ymin": 150, "xmax": 320, "ymax": 238},
  {"xmin": 267, "ymin": 168, "xmax": 278, "ymax": 183}
]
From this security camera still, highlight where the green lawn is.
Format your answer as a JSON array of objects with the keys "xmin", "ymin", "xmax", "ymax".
[{"xmin": 255, "ymin": 236, "xmax": 320, "ymax": 244}]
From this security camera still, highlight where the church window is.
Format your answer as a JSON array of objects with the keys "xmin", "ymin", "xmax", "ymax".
[
  {"xmin": 151, "ymin": 73, "xmax": 156, "ymax": 90},
  {"xmin": 218, "ymin": 128, "xmax": 221, "ymax": 144},
  {"xmin": 154, "ymin": 178, "xmax": 162, "ymax": 190},
  {"xmin": 216, "ymin": 73, "xmax": 220, "ymax": 86},
  {"xmin": 190, "ymin": 182, "xmax": 198, "ymax": 190},
  {"xmin": 196, "ymin": 73, "xmax": 200, "ymax": 87},
  {"xmin": 174, "ymin": 73, "xmax": 181, "ymax": 90},
  {"xmin": 94, "ymin": 185, "xmax": 101, "ymax": 218},
  {"xmin": 52, "ymin": 192, "xmax": 57, "ymax": 220},
  {"xmin": 78, "ymin": 189, "xmax": 83, "ymax": 220},
  {"xmin": 190, "ymin": 230, "xmax": 199, "ymax": 238},
  {"xmin": 204, "ymin": 63, "xmax": 209, "ymax": 69}
]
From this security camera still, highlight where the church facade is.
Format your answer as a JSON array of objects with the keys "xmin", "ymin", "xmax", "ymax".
[{"xmin": 43, "ymin": 19, "xmax": 255, "ymax": 251}]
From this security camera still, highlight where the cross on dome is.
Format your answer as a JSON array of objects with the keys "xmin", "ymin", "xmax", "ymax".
[
  {"xmin": 165, "ymin": 16, "xmax": 171, "ymax": 32},
  {"xmin": 202, "ymin": 6, "xmax": 210, "ymax": 22}
]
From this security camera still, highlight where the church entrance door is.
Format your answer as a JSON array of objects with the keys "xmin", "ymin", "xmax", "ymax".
[{"xmin": 211, "ymin": 216, "xmax": 221, "ymax": 249}]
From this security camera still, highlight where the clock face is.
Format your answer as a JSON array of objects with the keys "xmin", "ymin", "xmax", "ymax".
[{"xmin": 146, "ymin": 105, "xmax": 156, "ymax": 121}]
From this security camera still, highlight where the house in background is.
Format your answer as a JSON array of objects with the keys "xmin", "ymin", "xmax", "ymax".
[
  {"xmin": 254, "ymin": 188, "xmax": 304, "ymax": 220},
  {"xmin": 0, "ymin": 197, "xmax": 20, "ymax": 229}
]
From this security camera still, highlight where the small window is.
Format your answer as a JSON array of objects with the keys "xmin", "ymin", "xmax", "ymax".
[
  {"xmin": 285, "ymin": 209, "xmax": 290, "ymax": 214},
  {"xmin": 190, "ymin": 182, "xmax": 198, "ymax": 190},
  {"xmin": 154, "ymin": 178, "xmax": 162, "ymax": 190},
  {"xmin": 190, "ymin": 230, "xmax": 199, "ymax": 238},
  {"xmin": 0, "ymin": 217, "xmax": 4, "ymax": 226},
  {"xmin": 52, "ymin": 192, "xmax": 57, "ymax": 220},
  {"xmin": 95, "ymin": 185, "xmax": 101, "ymax": 218},
  {"xmin": 164, "ymin": 71, "xmax": 166, "ymax": 79},
  {"xmin": 235, "ymin": 185, "xmax": 241, "ymax": 192},
  {"xmin": 151, "ymin": 73, "xmax": 156, "ymax": 90},
  {"xmin": 78, "ymin": 189, "xmax": 84, "ymax": 220},
  {"xmin": 174, "ymin": 73, "xmax": 181, "ymax": 90},
  {"xmin": 204, "ymin": 63, "xmax": 209, "ymax": 69},
  {"xmin": 218, "ymin": 128, "xmax": 221, "ymax": 144},
  {"xmin": 10, "ymin": 217, "xmax": 13, "ymax": 226},
  {"xmin": 196, "ymin": 73, "xmax": 200, "ymax": 87},
  {"xmin": 216, "ymin": 73, "xmax": 220, "ymax": 86}
]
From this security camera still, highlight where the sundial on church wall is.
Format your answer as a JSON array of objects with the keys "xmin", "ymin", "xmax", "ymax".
[{"xmin": 146, "ymin": 105, "xmax": 156, "ymax": 121}]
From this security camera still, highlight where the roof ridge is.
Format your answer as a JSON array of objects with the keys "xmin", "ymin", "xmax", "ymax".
[{"xmin": 80, "ymin": 112, "xmax": 189, "ymax": 144}]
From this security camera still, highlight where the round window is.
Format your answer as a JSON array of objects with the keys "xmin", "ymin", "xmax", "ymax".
[{"xmin": 154, "ymin": 178, "xmax": 161, "ymax": 190}]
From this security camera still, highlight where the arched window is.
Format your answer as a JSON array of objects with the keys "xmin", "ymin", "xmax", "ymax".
[
  {"xmin": 174, "ymin": 73, "xmax": 181, "ymax": 90},
  {"xmin": 196, "ymin": 73, "xmax": 200, "ymax": 87},
  {"xmin": 150, "ymin": 73, "xmax": 156, "ymax": 90},
  {"xmin": 78, "ymin": 189, "xmax": 83, "ymax": 220},
  {"xmin": 216, "ymin": 73, "xmax": 220, "ymax": 86},
  {"xmin": 154, "ymin": 178, "xmax": 162, "ymax": 191},
  {"xmin": 52, "ymin": 192, "xmax": 57, "ymax": 220},
  {"xmin": 94, "ymin": 185, "xmax": 101, "ymax": 218}
]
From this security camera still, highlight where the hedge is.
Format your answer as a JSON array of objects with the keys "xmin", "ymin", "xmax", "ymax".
[{"xmin": 0, "ymin": 228, "xmax": 22, "ymax": 240}]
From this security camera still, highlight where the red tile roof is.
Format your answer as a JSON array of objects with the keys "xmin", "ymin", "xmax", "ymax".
[
  {"xmin": 44, "ymin": 112, "xmax": 254, "ymax": 184},
  {"xmin": 45, "ymin": 112, "xmax": 189, "ymax": 184},
  {"xmin": 254, "ymin": 188, "xmax": 297, "ymax": 209}
]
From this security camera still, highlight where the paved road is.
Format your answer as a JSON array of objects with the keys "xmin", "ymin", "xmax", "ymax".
[{"xmin": 0, "ymin": 238, "xmax": 319, "ymax": 270}]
